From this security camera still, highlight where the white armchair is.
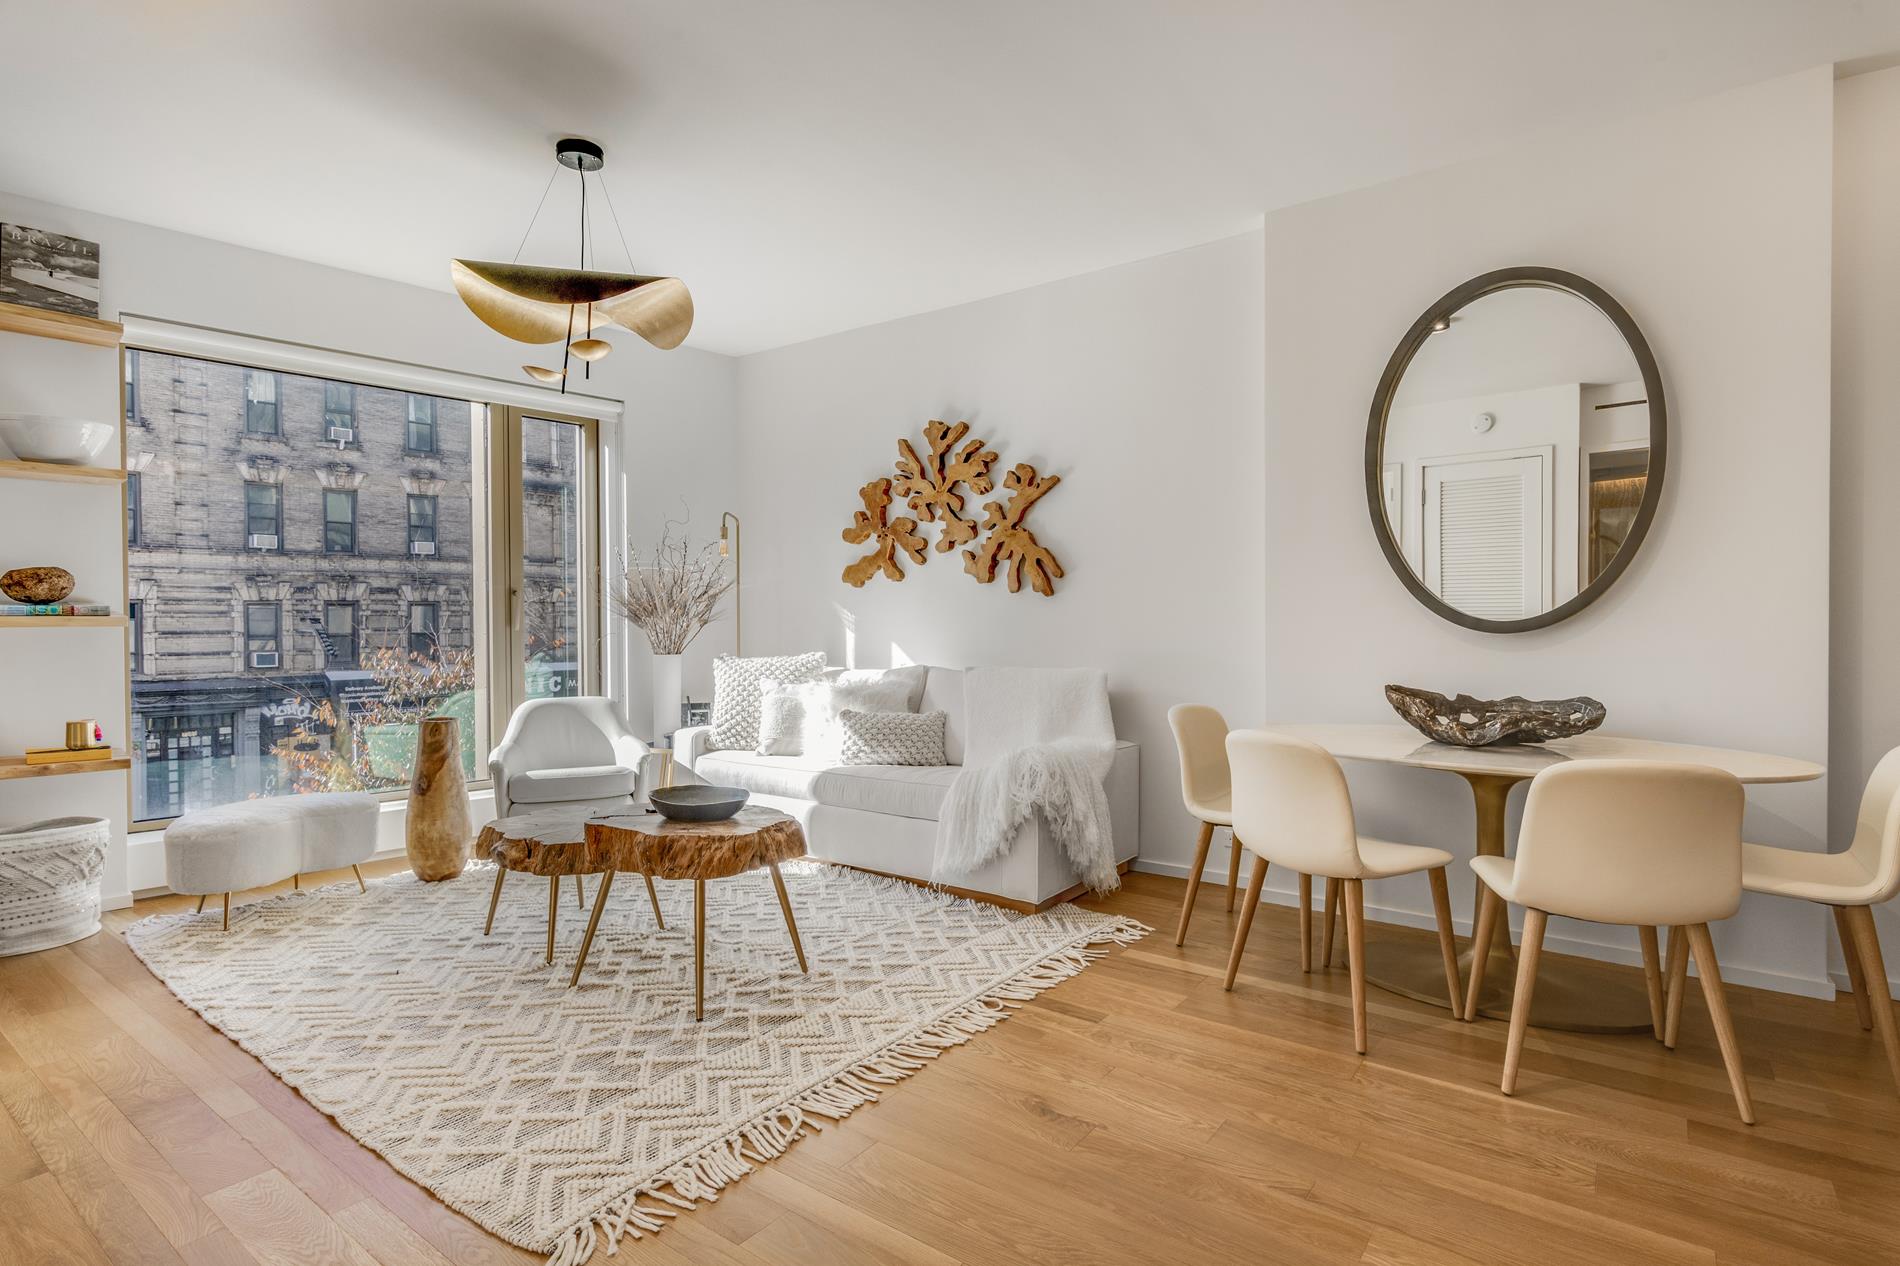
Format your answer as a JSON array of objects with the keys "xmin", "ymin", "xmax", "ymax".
[{"xmin": 488, "ymin": 697, "xmax": 653, "ymax": 819}]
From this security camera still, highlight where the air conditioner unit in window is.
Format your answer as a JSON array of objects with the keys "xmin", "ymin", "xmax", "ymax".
[
  {"xmin": 247, "ymin": 533, "xmax": 279, "ymax": 550},
  {"xmin": 410, "ymin": 541, "xmax": 436, "ymax": 556},
  {"xmin": 249, "ymin": 651, "xmax": 279, "ymax": 669},
  {"xmin": 327, "ymin": 426, "xmax": 355, "ymax": 444}
]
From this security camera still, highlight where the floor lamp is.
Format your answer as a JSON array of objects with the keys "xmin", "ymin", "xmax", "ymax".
[{"xmin": 719, "ymin": 512, "xmax": 741, "ymax": 655}]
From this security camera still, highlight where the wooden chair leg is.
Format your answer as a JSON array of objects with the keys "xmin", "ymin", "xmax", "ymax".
[
  {"xmin": 292, "ymin": 873, "xmax": 299, "ymax": 891},
  {"xmin": 484, "ymin": 866, "xmax": 506, "ymax": 935},
  {"xmin": 1501, "ymin": 908, "xmax": 1547, "ymax": 1095},
  {"xmin": 221, "ymin": 892, "xmax": 230, "ymax": 931},
  {"xmin": 1686, "ymin": 923, "xmax": 1755, "ymax": 1124},
  {"xmin": 1222, "ymin": 855, "xmax": 1269, "ymax": 991},
  {"xmin": 1427, "ymin": 867, "xmax": 1461, "ymax": 1018},
  {"xmin": 643, "ymin": 872, "xmax": 665, "ymax": 929},
  {"xmin": 1842, "ymin": 905, "xmax": 1900, "ymax": 1097},
  {"xmin": 1299, "ymin": 873, "xmax": 1313, "ymax": 973},
  {"xmin": 1639, "ymin": 925, "xmax": 1665, "ymax": 1040},
  {"xmin": 1344, "ymin": 879, "xmax": 1368, "ymax": 1054},
  {"xmin": 1463, "ymin": 882, "xmax": 1502, "ymax": 1022},
  {"xmin": 194, "ymin": 894, "xmax": 206, "ymax": 914},
  {"xmin": 1175, "ymin": 821, "xmax": 1216, "ymax": 946},
  {"xmin": 351, "ymin": 863, "xmax": 366, "ymax": 894},
  {"xmin": 1663, "ymin": 926, "xmax": 1689, "ymax": 1050},
  {"xmin": 546, "ymin": 875, "xmax": 559, "ymax": 965},
  {"xmin": 1226, "ymin": 833, "xmax": 1243, "ymax": 912},
  {"xmin": 1322, "ymin": 878, "xmax": 1339, "ymax": 967},
  {"xmin": 1835, "ymin": 905, "xmax": 1876, "ymax": 1032}
]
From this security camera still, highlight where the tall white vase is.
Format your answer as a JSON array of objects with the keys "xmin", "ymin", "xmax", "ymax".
[{"xmin": 650, "ymin": 653, "xmax": 684, "ymax": 742}]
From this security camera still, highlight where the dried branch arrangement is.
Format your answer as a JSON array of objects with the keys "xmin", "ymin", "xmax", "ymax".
[
  {"xmin": 841, "ymin": 418, "xmax": 1064, "ymax": 595},
  {"xmin": 611, "ymin": 525, "xmax": 735, "ymax": 654}
]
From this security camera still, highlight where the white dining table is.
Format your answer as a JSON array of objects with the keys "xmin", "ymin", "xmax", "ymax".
[{"xmin": 1271, "ymin": 723, "xmax": 1825, "ymax": 1033}]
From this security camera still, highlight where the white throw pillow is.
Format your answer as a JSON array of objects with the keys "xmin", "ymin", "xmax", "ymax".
[
  {"xmin": 755, "ymin": 680, "xmax": 806, "ymax": 756},
  {"xmin": 709, "ymin": 652, "xmax": 825, "ymax": 750},
  {"xmin": 839, "ymin": 709, "xmax": 948, "ymax": 766},
  {"xmin": 803, "ymin": 677, "xmax": 914, "ymax": 760},
  {"xmin": 832, "ymin": 664, "xmax": 929, "ymax": 712}
]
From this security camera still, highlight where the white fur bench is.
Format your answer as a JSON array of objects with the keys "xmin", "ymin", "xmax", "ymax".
[{"xmin": 164, "ymin": 792, "xmax": 379, "ymax": 928}]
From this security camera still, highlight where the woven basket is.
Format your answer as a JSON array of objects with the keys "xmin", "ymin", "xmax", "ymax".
[{"xmin": 0, "ymin": 815, "xmax": 108, "ymax": 957}]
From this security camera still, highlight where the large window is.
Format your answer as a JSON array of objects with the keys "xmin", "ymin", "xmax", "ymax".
[
  {"xmin": 406, "ymin": 395, "xmax": 436, "ymax": 453},
  {"xmin": 244, "ymin": 483, "xmax": 281, "ymax": 549},
  {"xmin": 245, "ymin": 370, "xmax": 279, "ymax": 434},
  {"xmin": 323, "ymin": 489, "xmax": 356, "ymax": 554},
  {"xmin": 125, "ymin": 345, "xmax": 603, "ymax": 825}
]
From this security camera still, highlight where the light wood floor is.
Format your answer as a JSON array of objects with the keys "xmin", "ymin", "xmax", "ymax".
[{"xmin": 2, "ymin": 863, "xmax": 1897, "ymax": 1265}]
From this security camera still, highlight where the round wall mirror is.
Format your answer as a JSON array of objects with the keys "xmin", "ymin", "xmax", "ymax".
[{"xmin": 1365, "ymin": 266, "xmax": 1666, "ymax": 633}]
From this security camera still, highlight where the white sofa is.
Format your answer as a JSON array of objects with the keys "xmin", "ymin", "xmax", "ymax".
[{"xmin": 674, "ymin": 666, "xmax": 1139, "ymax": 910}]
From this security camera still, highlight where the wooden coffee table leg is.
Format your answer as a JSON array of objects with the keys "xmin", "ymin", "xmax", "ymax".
[
  {"xmin": 546, "ymin": 875, "xmax": 559, "ymax": 965},
  {"xmin": 574, "ymin": 874, "xmax": 586, "ymax": 911},
  {"xmin": 769, "ymin": 863, "xmax": 807, "ymax": 973},
  {"xmin": 643, "ymin": 872, "xmax": 665, "ymax": 929},
  {"xmin": 569, "ymin": 871, "xmax": 616, "ymax": 988},
  {"xmin": 694, "ymin": 879, "xmax": 706, "ymax": 1022},
  {"xmin": 484, "ymin": 867, "xmax": 506, "ymax": 935}
]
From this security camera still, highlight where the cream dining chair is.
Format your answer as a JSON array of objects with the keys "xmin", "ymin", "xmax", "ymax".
[
  {"xmin": 1222, "ymin": 729, "xmax": 1461, "ymax": 1053},
  {"xmin": 1169, "ymin": 705, "xmax": 1244, "ymax": 946},
  {"xmin": 1464, "ymin": 761, "xmax": 1754, "ymax": 1122},
  {"xmin": 1707, "ymin": 746, "xmax": 1900, "ymax": 1094}
]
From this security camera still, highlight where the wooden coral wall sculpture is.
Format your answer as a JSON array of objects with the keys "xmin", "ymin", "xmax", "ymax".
[
  {"xmin": 962, "ymin": 463, "xmax": 1064, "ymax": 597},
  {"xmin": 840, "ymin": 478, "xmax": 928, "ymax": 587},
  {"xmin": 892, "ymin": 419, "xmax": 997, "ymax": 551},
  {"xmin": 841, "ymin": 419, "xmax": 1064, "ymax": 595}
]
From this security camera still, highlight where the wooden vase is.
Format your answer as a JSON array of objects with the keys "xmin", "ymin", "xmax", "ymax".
[{"xmin": 406, "ymin": 716, "xmax": 472, "ymax": 881}]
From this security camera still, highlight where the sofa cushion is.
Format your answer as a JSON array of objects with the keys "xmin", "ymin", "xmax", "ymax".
[
  {"xmin": 920, "ymin": 667, "xmax": 966, "ymax": 765},
  {"xmin": 508, "ymin": 764, "xmax": 637, "ymax": 804},
  {"xmin": 693, "ymin": 749, "xmax": 960, "ymax": 822}
]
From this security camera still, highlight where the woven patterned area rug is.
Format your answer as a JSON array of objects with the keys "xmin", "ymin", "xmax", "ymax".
[{"xmin": 126, "ymin": 861, "xmax": 1144, "ymax": 1264}]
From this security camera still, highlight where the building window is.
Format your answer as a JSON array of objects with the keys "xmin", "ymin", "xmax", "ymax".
[
  {"xmin": 408, "ymin": 494, "xmax": 437, "ymax": 553},
  {"xmin": 244, "ymin": 482, "xmax": 281, "ymax": 548},
  {"xmin": 323, "ymin": 382, "xmax": 355, "ymax": 439},
  {"xmin": 244, "ymin": 602, "xmax": 281, "ymax": 668},
  {"xmin": 245, "ymin": 370, "xmax": 280, "ymax": 435},
  {"xmin": 406, "ymin": 395, "xmax": 437, "ymax": 453},
  {"xmin": 129, "ymin": 600, "xmax": 143, "ymax": 675},
  {"xmin": 126, "ymin": 471, "xmax": 142, "ymax": 545},
  {"xmin": 323, "ymin": 489, "xmax": 356, "ymax": 554},
  {"xmin": 323, "ymin": 602, "xmax": 358, "ymax": 667},
  {"xmin": 408, "ymin": 602, "xmax": 439, "ymax": 656},
  {"xmin": 124, "ymin": 349, "xmax": 140, "ymax": 426}
]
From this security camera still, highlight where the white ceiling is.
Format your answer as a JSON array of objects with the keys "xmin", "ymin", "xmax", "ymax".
[{"xmin": 3, "ymin": 1, "xmax": 1897, "ymax": 356}]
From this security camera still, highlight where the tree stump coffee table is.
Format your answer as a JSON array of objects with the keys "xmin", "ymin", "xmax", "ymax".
[
  {"xmin": 478, "ymin": 810, "xmax": 665, "ymax": 969},
  {"xmin": 582, "ymin": 806, "xmax": 809, "ymax": 1019}
]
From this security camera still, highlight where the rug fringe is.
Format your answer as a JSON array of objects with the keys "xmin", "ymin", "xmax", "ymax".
[{"xmin": 543, "ymin": 915, "xmax": 1149, "ymax": 1263}]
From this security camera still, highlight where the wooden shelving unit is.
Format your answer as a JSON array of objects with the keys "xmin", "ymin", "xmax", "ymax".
[
  {"xmin": 0, "ymin": 615, "xmax": 129, "ymax": 629},
  {"xmin": 0, "ymin": 753, "xmax": 131, "ymax": 781},
  {"xmin": 0, "ymin": 300, "xmax": 122, "ymax": 348},
  {"xmin": 0, "ymin": 459, "xmax": 125, "ymax": 485}
]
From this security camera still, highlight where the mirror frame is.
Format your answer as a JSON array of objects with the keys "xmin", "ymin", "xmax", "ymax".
[{"xmin": 1364, "ymin": 265, "xmax": 1667, "ymax": 634}]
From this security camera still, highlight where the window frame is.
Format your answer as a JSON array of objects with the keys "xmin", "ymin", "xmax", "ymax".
[
  {"xmin": 243, "ymin": 601, "xmax": 281, "ymax": 667},
  {"xmin": 323, "ymin": 381, "xmax": 356, "ymax": 440},
  {"xmin": 322, "ymin": 488, "xmax": 357, "ymax": 555},
  {"xmin": 406, "ymin": 394, "xmax": 437, "ymax": 454},
  {"xmin": 408, "ymin": 601, "xmax": 440, "ymax": 657},
  {"xmin": 322, "ymin": 600, "xmax": 358, "ymax": 668},
  {"xmin": 407, "ymin": 493, "xmax": 438, "ymax": 550},
  {"xmin": 124, "ymin": 349, "xmax": 141, "ymax": 426},
  {"xmin": 243, "ymin": 481, "xmax": 281, "ymax": 548},
  {"xmin": 244, "ymin": 369, "xmax": 281, "ymax": 435},
  {"xmin": 126, "ymin": 470, "xmax": 142, "ymax": 546}
]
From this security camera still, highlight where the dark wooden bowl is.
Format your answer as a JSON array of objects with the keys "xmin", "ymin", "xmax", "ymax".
[{"xmin": 648, "ymin": 784, "xmax": 750, "ymax": 822}]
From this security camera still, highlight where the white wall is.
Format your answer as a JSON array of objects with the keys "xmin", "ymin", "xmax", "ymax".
[
  {"xmin": 734, "ymin": 233, "xmax": 1267, "ymax": 871},
  {"xmin": 1262, "ymin": 67, "xmax": 1837, "ymax": 996},
  {"xmin": 1832, "ymin": 64, "xmax": 1900, "ymax": 997},
  {"xmin": 0, "ymin": 191, "xmax": 737, "ymax": 902}
]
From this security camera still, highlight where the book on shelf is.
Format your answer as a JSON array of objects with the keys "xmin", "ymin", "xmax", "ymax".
[
  {"xmin": 0, "ymin": 602, "xmax": 113, "ymax": 616},
  {"xmin": 23, "ymin": 745, "xmax": 116, "ymax": 765}
]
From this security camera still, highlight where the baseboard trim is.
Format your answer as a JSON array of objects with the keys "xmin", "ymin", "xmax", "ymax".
[{"xmin": 1131, "ymin": 858, "xmax": 1842, "ymax": 1001}]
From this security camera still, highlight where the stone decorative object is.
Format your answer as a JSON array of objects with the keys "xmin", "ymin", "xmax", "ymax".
[
  {"xmin": 0, "ymin": 565, "xmax": 75, "ymax": 603},
  {"xmin": 1385, "ymin": 683, "xmax": 1607, "ymax": 748},
  {"xmin": 406, "ymin": 716, "xmax": 472, "ymax": 880},
  {"xmin": 648, "ymin": 783, "xmax": 749, "ymax": 822},
  {"xmin": 0, "ymin": 816, "xmax": 108, "ymax": 956}
]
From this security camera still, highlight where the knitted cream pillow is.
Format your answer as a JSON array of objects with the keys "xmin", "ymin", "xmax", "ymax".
[
  {"xmin": 838, "ymin": 709, "xmax": 948, "ymax": 766},
  {"xmin": 709, "ymin": 652, "xmax": 825, "ymax": 750}
]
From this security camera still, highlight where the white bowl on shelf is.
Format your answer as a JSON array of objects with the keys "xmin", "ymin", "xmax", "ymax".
[{"xmin": 0, "ymin": 415, "xmax": 116, "ymax": 465}]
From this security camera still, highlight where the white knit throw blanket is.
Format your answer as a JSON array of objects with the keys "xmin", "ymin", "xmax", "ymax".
[{"xmin": 934, "ymin": 667, "xmax": 1121, "ymax": 894}]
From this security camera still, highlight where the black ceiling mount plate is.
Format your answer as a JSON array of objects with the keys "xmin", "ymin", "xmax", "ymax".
[{"xmin": 555, "ymin": 138, "xmax": 605, "ymax": 172}]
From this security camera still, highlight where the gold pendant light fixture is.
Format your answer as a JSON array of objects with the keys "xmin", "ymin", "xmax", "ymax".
[{"xmin": 452, "ymin": 138, "xmax": 692, "ymax": 390}]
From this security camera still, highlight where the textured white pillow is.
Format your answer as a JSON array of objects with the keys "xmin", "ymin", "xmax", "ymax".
[
  {"xmin": 709, "ymin": 652, "xmax": 825, "ymax": 750},
  {"xmin": 832, "ymin": 664, "xmax": 929, "ymax": 712},
  {"xmin": 754, "ymin": 681, "xmax": 806, "ymax": 756},
  {"xmin": 799, "ymin": 677, "xmax": 915, "ymax": 761},
  {"xmin": 839, "ymin": 709, "xmax": 948, "ymax": 766}
]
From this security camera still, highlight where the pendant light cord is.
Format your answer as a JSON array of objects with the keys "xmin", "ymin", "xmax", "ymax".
[
  {"xmin": 511, "ymin": 166, "xmax": 560, "ymax": 263},
  {"xmin": 596, "ymin": 170, "xmax": 639, "ymax": 273}
]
